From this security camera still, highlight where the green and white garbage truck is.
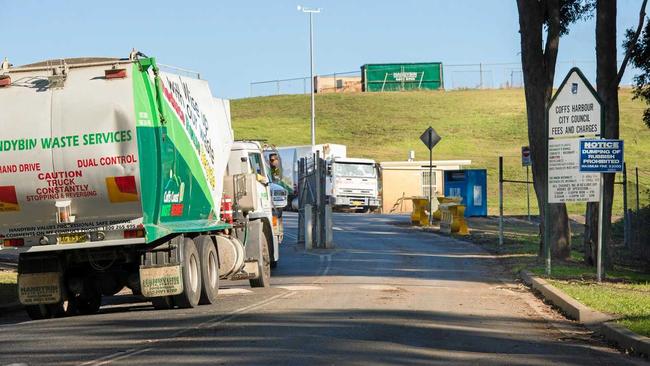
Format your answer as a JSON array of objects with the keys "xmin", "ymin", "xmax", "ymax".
[{"xmin": 0, "ymin": 52, "xmax": 279, "ymax": 319}]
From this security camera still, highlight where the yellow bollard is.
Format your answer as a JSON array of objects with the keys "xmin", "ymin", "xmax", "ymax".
[
  {"xmin": 411, "ymin": 198, "xmax": 430, "ymax": 226},
  {"xmin": 453, "ymin": 205, "xmax": 469, "ymax": 235}
]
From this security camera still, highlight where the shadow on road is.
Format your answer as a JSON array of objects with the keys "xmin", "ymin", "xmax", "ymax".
[{"xmin": 0, "ymin": 308, "xmax": 627, "ymax": 366}]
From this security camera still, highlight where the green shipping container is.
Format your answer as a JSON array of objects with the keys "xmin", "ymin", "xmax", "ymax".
[{"xmin": 361, "ymin": 62, "xmax": 444, "ymax": 92}]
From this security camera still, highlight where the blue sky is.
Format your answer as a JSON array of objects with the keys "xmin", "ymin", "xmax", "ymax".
[{"xmin": 1, "ymin": 0, "xmax": 645, "ymax": 98}]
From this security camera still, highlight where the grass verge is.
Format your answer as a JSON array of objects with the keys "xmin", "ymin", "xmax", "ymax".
[
  {"xmin": 460, "ymin": 215, "xmax": 650, "ymax": 337},
  {"xmin": 550, "ymin": 279, "xmax": 650, "ymax": 337}
]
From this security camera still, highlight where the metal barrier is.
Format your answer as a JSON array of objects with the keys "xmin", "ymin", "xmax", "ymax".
[
  {"xmin": 439, "ymin": 203, "xmax": 469, "ymax": 235},
  {"xmin": 297, "ymin": 152, "xmax": 333, "ymax": 249},
  {"xmin": 431, "ymin": 196, "xmax": 462, "ymax": 221}
]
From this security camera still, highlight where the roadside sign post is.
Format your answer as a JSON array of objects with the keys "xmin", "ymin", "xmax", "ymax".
[
  {"xmin": 420, "ymin": 126, "xmax": 442, "ymax": 225},
  {"xmin": 579, "ymin": 139, "xmax": 624, "ymax": 282},
  {"xmin": 522, "ymin": 146, "xmax": 532, "ymax": 221},
  {"xmin": 546, "ymin": 68, "xmax": 603, "ymax": 277}
]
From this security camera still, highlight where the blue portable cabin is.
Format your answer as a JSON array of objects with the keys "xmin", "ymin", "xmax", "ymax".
[{"xmin": 443, "ymin": 169, "xmax": 488, "ymax": 217}]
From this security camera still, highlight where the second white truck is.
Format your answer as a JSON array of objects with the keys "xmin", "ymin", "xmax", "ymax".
[
  {"xmin": 327, "ymin": 157, "xmax": 380, "ymax": 212},
  {"xmin": 277, "ymin": 144, "xmax": 380, "ymax": 212}
]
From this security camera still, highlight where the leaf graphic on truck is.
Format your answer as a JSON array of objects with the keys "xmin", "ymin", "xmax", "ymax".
[
  {"xmin": 0, "ymin": 186, "xmax": 19, "ymax": 212},
  {"xmin": 105, "ymin": 176, "xmax": 139, "ymax": 203}
]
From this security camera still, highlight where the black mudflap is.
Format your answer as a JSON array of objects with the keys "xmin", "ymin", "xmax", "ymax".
[{"xmin": 244, "ymin": 220, "xmax": 264, "ymax": 263}]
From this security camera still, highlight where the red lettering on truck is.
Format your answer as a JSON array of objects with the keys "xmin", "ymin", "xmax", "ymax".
[
  {"xmin": 37, "ymin": 171, "xmax": 83, "ymax": 180},
  {"xmin": 162, "ymin": 84, "xmax": 185, "ymax": 124}
]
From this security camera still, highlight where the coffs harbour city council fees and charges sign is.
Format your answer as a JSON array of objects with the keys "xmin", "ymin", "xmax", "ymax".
[{"xmin": 547, "ymin": 68, "xmax": 602, "ymax": 203}]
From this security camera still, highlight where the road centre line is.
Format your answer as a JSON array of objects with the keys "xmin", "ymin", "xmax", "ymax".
[
  {"xmin": 81, "ymin": 347, "xmax": 153, "ymax": 366},
  {"xmin": 78, "ymin": 292, "xmax": 289, "ymax": 366},
  {"xmin": 80, "ymin": 215, "xmax": 321, "ymax": 366}
]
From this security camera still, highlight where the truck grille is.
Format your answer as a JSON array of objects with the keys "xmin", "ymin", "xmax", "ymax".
[{"xmin": 341, "ymin": 189, "xmax": 373, "ymax": 195}]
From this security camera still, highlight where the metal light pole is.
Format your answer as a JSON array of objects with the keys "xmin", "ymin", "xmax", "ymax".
[{"xmin": 298, "ymin": 5, "xmax": 321, "ymax": 146}]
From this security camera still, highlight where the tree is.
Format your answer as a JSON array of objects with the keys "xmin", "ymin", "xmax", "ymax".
[
  {"xmin": 516, "ymin": 0, "xmax": 594, "ymax": 259},
  {"xmin": 583, "ymin": 0, "xmax": 647, "ymax": 266}
]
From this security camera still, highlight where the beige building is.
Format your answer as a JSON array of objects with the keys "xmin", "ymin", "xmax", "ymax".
[
  {"xmin": 380, "ymin": 160, "xmax": 472, "ymax": 213},
  {"xmin": 314, "ymin": 75, "xmax": 362, "ymax": 93}
]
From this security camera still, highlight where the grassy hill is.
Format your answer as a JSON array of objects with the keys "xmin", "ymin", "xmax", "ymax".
[{"xmin": 231, "ymin": 89, "xmax": 650, "ymax": 215}]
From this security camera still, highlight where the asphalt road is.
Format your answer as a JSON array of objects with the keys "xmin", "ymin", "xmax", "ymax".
[{"xmin": 0, "ymin": 213, "xmax": 644, "ymax": 366}]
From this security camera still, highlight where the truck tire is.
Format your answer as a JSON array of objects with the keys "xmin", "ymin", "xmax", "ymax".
[
  {"xmin": 25, "ymin": 302, "xmax": 65, "ymax": 320},
  {"xmin": 72, "ymin": 288, "xmax": 102, "ymax": 315},
  {"xmin": 151, "ymin": 296, "xmax": 174, "ymax": 310},
  {"xmin": 197, "ymin": 236, "xmax": 219, "ymax": 305},
  {"xmin": 25, "ymin": 305, "xmax": 51, "ymax": 320},
  {"xmin": 250, "ymin": 233, "xmax": 271, "ymax": 288},
  {"xmin": 173, "ymin": 238, "xmax": 202, "ymax": 308}
]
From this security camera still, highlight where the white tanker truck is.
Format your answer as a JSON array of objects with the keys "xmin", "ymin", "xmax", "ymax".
[{"xmin": 0, "ymin": 52, "xmax": 280, "ymax": 319}]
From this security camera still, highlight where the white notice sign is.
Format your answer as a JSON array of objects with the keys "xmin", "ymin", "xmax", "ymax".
[
  {"xmin": 548, "ymin": 139, "xmax": 599, "ymax": 203},
  {"xmin": 548, "ymin": 72, "xmax": 601, "ymax": 139},
  {"xmin": 547, "ymin": 68, "xmax": 602, "ymax": 203}
]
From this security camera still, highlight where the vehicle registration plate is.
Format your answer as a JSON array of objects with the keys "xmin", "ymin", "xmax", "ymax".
[{"xmin": 58, "ymin": 233, "xmax": 88, "ymax": 244}]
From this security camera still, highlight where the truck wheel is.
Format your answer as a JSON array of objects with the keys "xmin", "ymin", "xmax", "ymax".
[
  {"xmin": 25, "ymin": 302, "xmax": 65, "ymax": 320},
  {"xmin": 197, "ymin": 236, "xmax": 219, "ymax": 305},
  {"xmin": 151, "ymin": 296, "xmax": 174, "ymax": 310},
  {"xmin": 173, "ymin": 238, "xmax": 202, "ymax": 308},
  {"xmin": 25, "ymin": 305, "xmax": 51, "ymax": 320},
  {"xmin": 250, "ymin": 234, "xmax": 271, "ymax": 288},
  {"xmin": 73, "ymin": 289, "xmax": 102, "ymax": 315}
]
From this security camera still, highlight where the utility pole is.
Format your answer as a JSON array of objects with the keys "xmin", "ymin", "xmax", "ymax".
[{"xmin": 298, "ymin": 5, "xmax": 321, "ymax": 146}]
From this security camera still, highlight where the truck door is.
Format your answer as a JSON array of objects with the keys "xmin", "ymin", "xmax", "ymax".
[{"xmin": 248, "ymin": 152, "xmax": 271, "ymax": 210}]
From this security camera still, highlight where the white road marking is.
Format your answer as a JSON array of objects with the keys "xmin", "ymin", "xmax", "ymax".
[
  {"xmin": 83, "ymin": 348, "xmax": 153, "ymax": 366},
  {"xmin": 322, "ymin": 254, "xmax": 332, "ymax": 276},
  {"xmin": 333, "ymin": 226, "xmax": 343, "ymax": 231},
  {"xmin": 218, "ymin": 288, "xmax": 253, "ymax": 295},
  {"xmin": 283, "ymin": 232, "xmax": 297, "ymax": 240},
  {"xmin": 201, "ymin": 293, "xmax": 286, "ymax": 330},
  {"xmin": 78, "ymin": 292, "xmax": 288, "ymax": 366},
  {"xmin": 275, "ymin": 285, "xmax": 323, "ymax": 291},
  {"xmin": 359, "ymin": 285, "xmax": 399, "ymax": 291}
]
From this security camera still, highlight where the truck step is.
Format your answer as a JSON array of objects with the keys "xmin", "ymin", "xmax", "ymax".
[
  {"xmin": 228, "ymin": 261, "xmax": 259, "ymax": 281},
  {"xmin": 229, "ymin": 271, "xmax": 256, "ymax": 281}
]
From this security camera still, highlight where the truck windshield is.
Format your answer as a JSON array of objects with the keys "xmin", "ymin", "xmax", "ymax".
[{"xmin": 334, "ymin": 163, "xmax": 376, "ymax": 178}]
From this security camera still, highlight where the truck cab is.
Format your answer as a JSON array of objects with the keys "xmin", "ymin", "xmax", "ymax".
[
  {"xmin": 263, "ymin": 146, "xmax": 289, "ymax": 210},
  {"xmin": 327, "ymin": 157, "xmax": 380, "ymax": 212},
  {"xmin": 226, "ymin": 141, "xmax": 283, "ymax": 268}
]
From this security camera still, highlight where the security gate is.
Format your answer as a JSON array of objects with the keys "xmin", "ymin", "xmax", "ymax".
[{"xmin": 297, "ymin": 152, "xmax": 330, "ymax": 248}]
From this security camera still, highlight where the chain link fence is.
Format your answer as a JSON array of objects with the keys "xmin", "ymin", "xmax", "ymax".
[
  {"xmin": 498, "ymin": 155, "xmax": 650, "ymax": 262},
  {"xmin": 248, "ymin": 60, "xmax": 606, "ymax": 97},
  {"xmin": 626, "ymin": 166, "xmax": 650, "ymax": 262},
  {"xmin": 250, "ymin": 71, "xmax": 360, "ymax": 97}
]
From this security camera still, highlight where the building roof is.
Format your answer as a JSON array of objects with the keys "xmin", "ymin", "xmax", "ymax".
[
  {"xmin": 334, "ymin": 157, "xmax": 375, "ymax": 164},
  {"xmin": 380, "ymin": 160, "xmax": 471, "ymax": 170}
]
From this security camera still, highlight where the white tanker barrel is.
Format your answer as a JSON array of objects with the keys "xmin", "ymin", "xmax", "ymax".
[{"xmin": 0, "ymin": 57, "xmax": 233, "ymax": 247}]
